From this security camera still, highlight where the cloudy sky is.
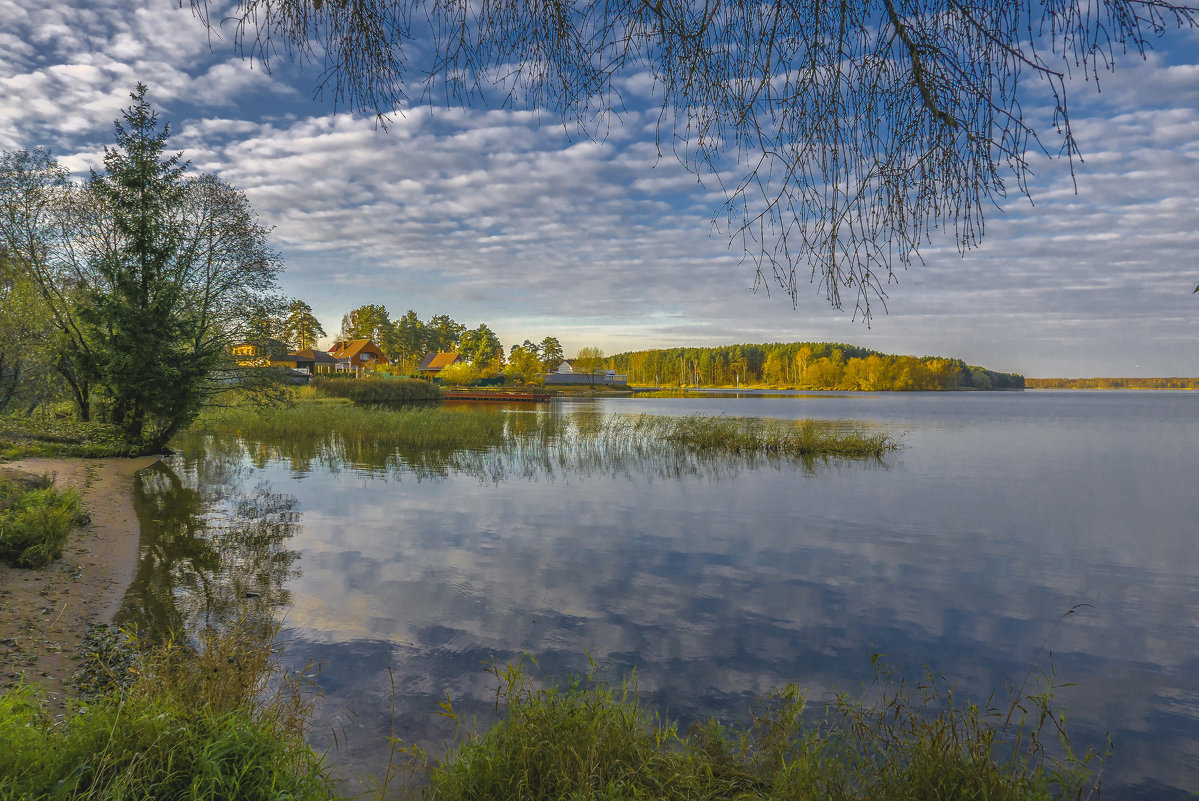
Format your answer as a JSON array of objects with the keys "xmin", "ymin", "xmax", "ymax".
[{"xmin": 2, "ymin": 0, "xmax": 1198, "ymax": 376}]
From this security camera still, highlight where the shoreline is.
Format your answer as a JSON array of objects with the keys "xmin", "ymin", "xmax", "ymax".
[{"xmin": 0, "ymin": 455, "xmax": 160, "ymax": 711}]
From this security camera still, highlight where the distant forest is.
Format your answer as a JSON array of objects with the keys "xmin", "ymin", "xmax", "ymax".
[
  {"xmin": 609, "ymin": 343, "xmax": 1024, "ymax": 391},
  {"xmin": 1026, "ymin": 377, "xmax": 1199, "ymax": 389}
]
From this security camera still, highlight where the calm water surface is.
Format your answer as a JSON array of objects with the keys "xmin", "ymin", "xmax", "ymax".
[{"xmin": 121, "ymin": 391, "xmax": 1199, "ymax": 797}]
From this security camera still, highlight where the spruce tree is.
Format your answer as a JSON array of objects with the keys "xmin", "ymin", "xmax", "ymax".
[{"xmin": 81, "ymin": 84, "xmax": 214, "ymax": 449}]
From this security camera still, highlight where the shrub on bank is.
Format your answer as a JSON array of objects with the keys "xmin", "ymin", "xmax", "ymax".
[
  {"xmin": 311, "ymin": 375, "xmax": 442, "ymax": 403},
  {"xmin": 0, "ymin": 473, "xmax": 85, "ymax": 568}
]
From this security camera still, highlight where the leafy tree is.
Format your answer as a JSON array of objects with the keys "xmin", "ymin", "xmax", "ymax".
[
  {"xmin": 282, "ymin": 299, "xmax": 325, "ymax": 350},
  {"xmin": 458, "ymin": 324, "xmax": 503, "ymax": 365},
  {"xmin": 425, "ymin": 314, "xmax": 466, "ymax": 353},
  {"xmin": 339, "ymin": 303, "xmax": 391, "ymax": 344},
  {"xmin": 505, "ymin": 346, "xmax": 544, "ymax": 385},
  {"xmin": 393, "ymin": 309, "xmax": 427, "ymax": 369},
  {"xmin": 0, "ymin": 87, "xmax": 284, "ymax": 449},
  {"xmin": 538, "ymin": 336, "xmax": 564, "ymax": 370},
  {"xmin": 0, "ymin": 248, "xmax": 60, "ymax": 412},
  {"xmin": 198, "ymin": 0, "xmax": 1199, "ymax": 317},
  {"xmin": 573, "ymin": 346, "xmax": 606, "ymax": 386}
]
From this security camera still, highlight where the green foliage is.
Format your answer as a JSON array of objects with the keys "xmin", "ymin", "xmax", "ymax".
[
  {"xmin": 612, "ymin": 342, "xmax": 1024, "ymax": 391},
  {"xmin": 1, "ymin": 90, "xmax": 284, "ymax": 452},
  {"xmin": 283, "ymin": 300, "xmax": 326, "ymax": 351},
  {"xmin": 0, "ymin": 473, "xmax": 84, "ymax": 567},
  {"xmin": 0, "ymin": 622, "xmax": 335, "ymax": 801},
  {"xmin": 401, "ymin": 658, "xmax": 1102, "ymax": 801},
  {"xmin": 503, "ymin": 347, "xmax": 544, "ymax": 385},
  {"xmin": 458, "ymin": 324, "xmax": 503, "ymax": 366},
  {"xmin": 0, "ymin": 413, "xmax": 139, "ymax": 459},
  {"xmin": 538, "ymin": 337, "xmax": 564, "ymax": 370},
  {"xmin": 437, "ymin": 361, "xmax": 483, "ymax": 386},
  {"xmin": 311, "ymin": 376, "xmax": 442, "ymax": 402}
]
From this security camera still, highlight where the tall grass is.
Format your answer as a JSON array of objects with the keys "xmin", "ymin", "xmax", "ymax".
[
  {"xmin": 392, "ymin": 657, "xmax": 1103, "ymax": 801},
  {"xmin": 0, "ymin": 473, "xmax": 86, "ymax": 568},
  {"xmin": 312, "ymin": 376, "xmax": 442, "ymax": 403},
  {"xmin": 0, "ymin": 621, "xmax": 335, "ymax": 801},
  {"xmin": 633, "ymin": 414, "xmax": 896, "ymax": 459}
]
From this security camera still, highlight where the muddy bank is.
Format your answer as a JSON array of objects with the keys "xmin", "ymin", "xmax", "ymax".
[{"xmin": 0, "ymin": 456, "xmax": 159, "ymax": 712}]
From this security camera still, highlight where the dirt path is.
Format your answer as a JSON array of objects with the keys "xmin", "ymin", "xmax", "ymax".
[{"xmin": 0, "ymin": 456, "xmax": 159, "ymax": 713}]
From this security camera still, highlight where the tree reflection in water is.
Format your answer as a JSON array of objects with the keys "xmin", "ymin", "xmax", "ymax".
[{"xmin": 116, "ymin": 450, "xmax": 302, "ymax": 643}]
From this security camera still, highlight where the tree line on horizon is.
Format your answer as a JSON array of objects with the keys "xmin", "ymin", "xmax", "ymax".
[
  {"xmin": 610, "ymin": 343, "xmax": 1024, "ymax": 391},
  {"xmin": 1025, "ymin": 377, "xmax": 1199, "ymax": 390}
]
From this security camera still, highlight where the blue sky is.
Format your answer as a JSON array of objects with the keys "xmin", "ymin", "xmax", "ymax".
[{"xmin": 2, "ymin": 0, "xmax": 1198, "ymax": 376}]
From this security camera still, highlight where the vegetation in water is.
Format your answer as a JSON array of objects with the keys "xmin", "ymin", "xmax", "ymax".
[
  {"xmin": 0, "ymin": 472, "xmax": 85, "ymax": 568},
  {"xmin": 0, "ymin": 622, "xmax": 334, "ymax": 801},
  {"xmin": 189, "ymin": 396, "xmax": 896, "ymax": 480},
  {"xmin": 311, "ymin": 375, "xmax": 443, "ymax": 403},
  {"xmin": 611, "ymin": 342, "xmax": 1024, "ymax": 391},
  {"xmin": 631, "ymin": 414, "xmax": 895, "ymax": 460},
  {"xmin": 388, "ymin": 657, "xmax": 1104, "ymax": 801}
]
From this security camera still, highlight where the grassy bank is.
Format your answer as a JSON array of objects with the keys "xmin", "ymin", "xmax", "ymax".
[
  {"xmin": 0, "ymin": 472, "xmax": 85, "ymax": 568},
  {"xmin": 0, "ymin": 414, "xmax": 139, "ymax": 460},
  {"xmin": 0, "ymin": 624, "xmax": 335, "ymax": 801}
]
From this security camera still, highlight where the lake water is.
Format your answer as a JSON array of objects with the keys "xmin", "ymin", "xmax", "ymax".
[{"xmin": 119, "ymin": 391, "xmax": 1199, "ymax": 797}]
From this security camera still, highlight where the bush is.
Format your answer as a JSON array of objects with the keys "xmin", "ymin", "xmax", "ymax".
[{"xmin": 0, "ymin": 473, "xmax": 85, "ymax": 568}]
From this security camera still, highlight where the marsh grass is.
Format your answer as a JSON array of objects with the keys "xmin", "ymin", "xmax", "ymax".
[
  {"xmin": 194, "ymin": 400, "xmax": 896, "ymax": 478},
  {"xmin": 632, "ymin": 414, "xmax": 896, "ymax": 459},
  {"xmin": 0, "ymin": 620, "xmax": 335, "ymax": 801},
  {"xmin": 390, "ymin": 656, "xmax": 1103, "ymax": 801},
  {"xmin": 312, "ymin": 376, "xmax": 442, "ymax": 403},
  {"xmin": 0, "ymin": 472, "xmax": 86, "ymax": 567}
]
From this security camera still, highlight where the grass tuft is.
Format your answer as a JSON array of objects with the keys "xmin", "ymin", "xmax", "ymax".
[{"xmin": 0, "ymin": 473, "xmax": 86, "ymax": 568}]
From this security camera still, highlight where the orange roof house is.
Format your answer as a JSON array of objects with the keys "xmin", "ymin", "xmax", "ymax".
[
  {"xmin": 328, "ymin": 339, "xmax": 390, "ymax": 371},
  {"xmin": 417, "ymin": 352, "xmax": 463, "ymax": 375}
]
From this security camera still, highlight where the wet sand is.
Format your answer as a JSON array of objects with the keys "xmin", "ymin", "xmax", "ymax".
[{"xmin": 0, "ymin": 456, "xmax": 159, "ymax": 709}]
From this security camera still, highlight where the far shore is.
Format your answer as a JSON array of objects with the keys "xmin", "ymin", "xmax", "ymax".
[{"xmin": 0, "ymin": 455, "xmax": 159, "ymax": 711}]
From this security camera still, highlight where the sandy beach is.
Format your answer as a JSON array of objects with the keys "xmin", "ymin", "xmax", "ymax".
[{"xmin": 0, "ymin": 456, "xmax": 160, "ymax": 709}]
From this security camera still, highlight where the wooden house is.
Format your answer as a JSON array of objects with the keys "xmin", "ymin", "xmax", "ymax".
[
  {"xmin": 328, "ymin": 339, "xmax": 390, "ymax": 372},
  {"xmin": 417, "ymin": 352, "xmax": 463, "ymax": 376}
]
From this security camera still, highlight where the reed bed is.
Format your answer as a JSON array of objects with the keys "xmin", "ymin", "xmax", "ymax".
[
  {"xmin": 311, "ymin": 376, "xmax": 442, "ymax": 403},
  {"xmin": 629, "ymin": 414, "xmax": 896, "ymax": 459}
]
